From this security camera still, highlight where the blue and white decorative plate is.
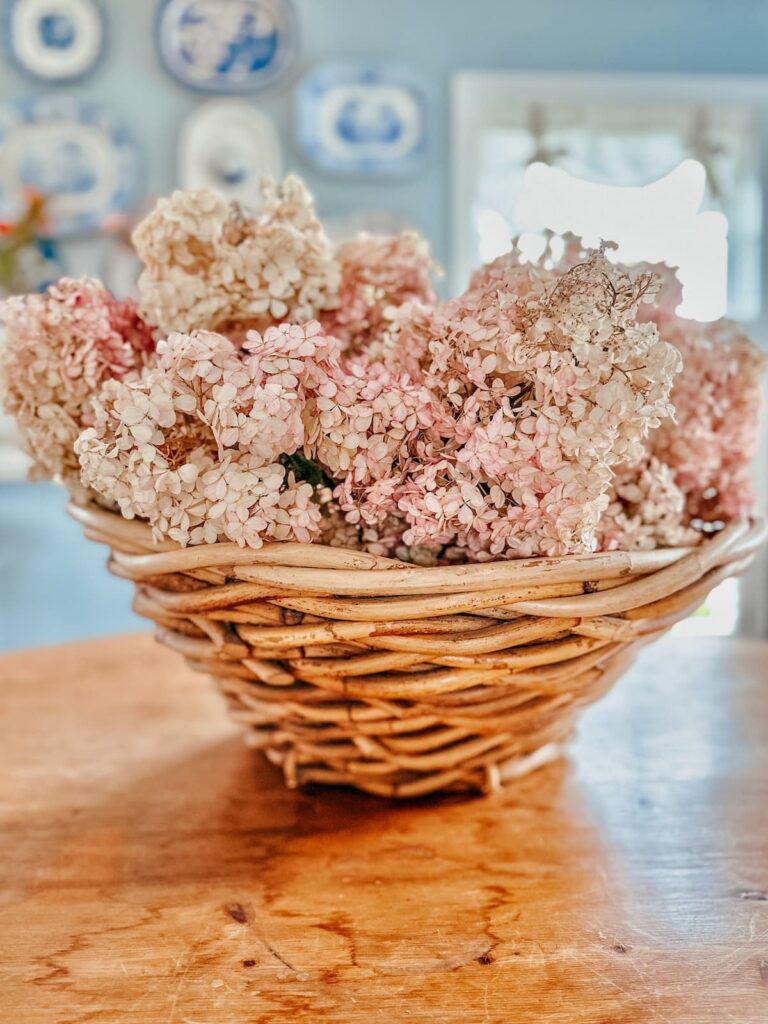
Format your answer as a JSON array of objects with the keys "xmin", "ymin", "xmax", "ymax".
[
  {"xmin": 296, "ymin": 63, "xmax": 428, "ymax": 177},
  {"xmin": 0, "ymin": 96, "xmax": 141, "ymax": 238},
  {"xmin": 3, "ymin": 0, "xmax": 106, "ymax": 83},
  {"xmin": 156, "ymin": 0, "xmax": 297, "ymax": 93},
  {"xmin": 179, "ymin": 99, "xmax": 282, "ymax": 207}
]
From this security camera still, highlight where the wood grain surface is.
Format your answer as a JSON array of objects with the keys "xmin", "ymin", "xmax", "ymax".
[{"xmin": 1, "ymin": 633, "xmax": 767, "ymax": 1023}]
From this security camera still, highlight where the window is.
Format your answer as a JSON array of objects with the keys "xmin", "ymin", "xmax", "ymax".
[{"xmin": 452, "ymin": 72, "xmax": 768, "ymax": 327}]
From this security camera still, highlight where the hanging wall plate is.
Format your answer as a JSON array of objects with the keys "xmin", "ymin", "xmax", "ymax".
[
  {"xmin": 0, "ymin": 95, "xmax": 141, "ymax": 238},
  {"xmin": 157, "ymin": 0, "xmax": 297, "ymax": 94},
  {"xmin": 3, "ymin": 0, "xmax": 106, "ymax": 83},
  {"xmin": 296, "ymin": 63, "xmax": 428, "ymax": 178},
  {"xmin": 179, "ymin": 99, "xmax": 281, "ymax": 207}
]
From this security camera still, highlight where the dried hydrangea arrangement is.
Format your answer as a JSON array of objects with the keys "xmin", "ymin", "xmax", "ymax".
[
  {"xmin": 1, "ymin": 177, "xmax": 764, "ymax": 563},
  {"xmin": 1, "ymin": 278, "xmax": 154, "ymax": 498}
]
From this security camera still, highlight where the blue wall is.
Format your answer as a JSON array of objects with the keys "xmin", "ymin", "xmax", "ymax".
[
  {"xmin": 0, "ymin": 483, "xmax": 143, "ymax": 649},
  {"xmin": 1, "ymin": 0, "xmax": 768, "ymax": 271}
]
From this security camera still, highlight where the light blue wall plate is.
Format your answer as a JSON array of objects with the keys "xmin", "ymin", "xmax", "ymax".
[
  {"xmin": 178, "ymin": 98, "xmax": 282, "ymax": 205},
  {"xmin": 0, "ymin": 95, "xmax": 141, "ymax": 238},
  {"xmin": 296, "ymin": 63, "xmax": 428, "ymax": 178},
  {"xmin": 3, "ymin": 0, "xmax": 106, "ymax": 84},
  {"xmin": 156, "ymin": 0, "xmax": 297, "ymax": 93}
]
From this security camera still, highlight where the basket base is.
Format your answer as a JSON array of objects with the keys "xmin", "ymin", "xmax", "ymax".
[
  {"xmin": 218, "ymin": 670, "xmax": 578, "ymax": 798},
  {"xmin": 250, "ymin": 732, "xmax": 570, "ymax": 798}
]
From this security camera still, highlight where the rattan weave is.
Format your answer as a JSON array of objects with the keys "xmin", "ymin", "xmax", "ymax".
[{"xmin": 69, "ymin": 501, "xmax": 765, "ymax": 797}]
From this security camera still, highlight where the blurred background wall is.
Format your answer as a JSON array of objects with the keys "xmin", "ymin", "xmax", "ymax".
[
  {"xmin": 2, "ymin": 0, "xmax": 768, "ymax": 274},
  {"xmin": 1, "ymin": 0, "xmax": 767, "ymax": 650}
]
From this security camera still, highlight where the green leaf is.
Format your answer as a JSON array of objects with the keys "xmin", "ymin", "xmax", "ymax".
[{"xmin": 280, "ymin": 452, "xmax": 334, "ymax": 489}]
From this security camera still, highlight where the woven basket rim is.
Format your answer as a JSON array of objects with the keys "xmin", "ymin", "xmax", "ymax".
[
  {"xmin": 68, "ymin": 498, "xmax": 765, "ymax": 569},
  {"xmin": 68, "ymin": 498, "xmax": 766, "ymax": 613}
]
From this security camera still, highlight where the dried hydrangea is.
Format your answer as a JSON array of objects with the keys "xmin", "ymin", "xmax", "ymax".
[
  {"xmin": 370, "ymin": 246, "xmax": 682, "ymax": 558},
  {"xmin": 315, "ymin": 493, "xmax": 443, "ymax": 565},
  {"xmin": 133, "ymin": 177, "xmax": 340, "ymax": 337},
  {"xmin": 0, "ymin": 277, "xmax": 154, "ymax": 493},
  {"xmin": 645, "ymin": 305, "xmax": 766, "ymax": 528},
  {"xmin": 75, "ymin": 322, "xmax": 340, "ymax": 548},
  {"xmin": 4, "ymin": 178, "xmax": 763, "ymax": 559},
  {"xmin": 322, "ymin": 231, "xmax": 437, "ymax": 354},
  {"xmin": 309, "ymin": 355, "xmax": 442, "ymax": 503},
  {"xmin": 598, "ymin": 455, "xmax": 701, "ymax": 551},
  {"xmin": 602, "ymin": 262, "xmax": 767, "ymax": 545}
]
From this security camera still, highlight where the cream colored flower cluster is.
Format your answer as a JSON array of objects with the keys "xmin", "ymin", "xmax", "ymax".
[
  {"xmin": 132, "ymin": 177, "xmax": 340, "ymax": 337},
  {"xmin": 599, "ymin": 456, "xmax": 700, "ymax": 551},
  {"xmin": 76, "ymin": 323, "xmax": 333, "ymax": 547}
]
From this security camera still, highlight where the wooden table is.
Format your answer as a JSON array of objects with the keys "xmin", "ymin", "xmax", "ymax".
[{"xmin": 1, "ymin": 634, "xmax": 766, "ymax": 1023}]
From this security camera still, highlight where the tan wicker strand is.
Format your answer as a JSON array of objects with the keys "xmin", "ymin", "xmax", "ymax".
[{"xmin": 69, "ymin": 501, "xmax": 765, "ymax": 798}]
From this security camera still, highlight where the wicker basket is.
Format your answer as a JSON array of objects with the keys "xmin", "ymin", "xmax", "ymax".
[{"xmin": 69, "ymin": 501, "xmax": 765, "ymax": 798}]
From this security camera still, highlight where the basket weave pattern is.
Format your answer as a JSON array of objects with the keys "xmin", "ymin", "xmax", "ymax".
[{"xmin": 70, "ymin": 502, "xmax": 765, "ymax": 798}]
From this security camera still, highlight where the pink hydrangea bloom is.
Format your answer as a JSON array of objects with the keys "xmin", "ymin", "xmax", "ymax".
[
  {"xmin": 375, "ymin": 247, "xmax": 681, "ymax": 558},
  {"xmin": 310, "ymin": 356, "xmax": 441, "ymax": 491},
  {"xmin": 641, "ymin": 292, "xmax": 766, "ymax": 527},
  {"xmin": 0, "ymin": 278, "xmax": 154, "ymax": 492},
  {"xmin": 322, "ymin": 231, "xmax": 437, "ymax": 353},
  {"xmin": 517, "ymin": 247, "xmax": 766, "ymax": 551}
]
